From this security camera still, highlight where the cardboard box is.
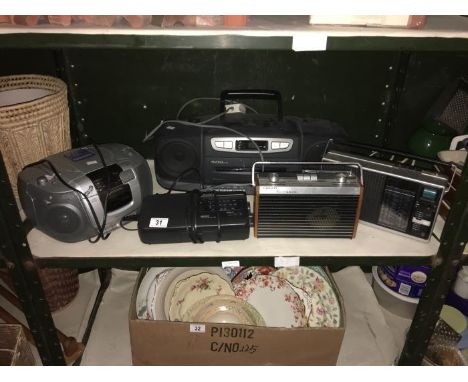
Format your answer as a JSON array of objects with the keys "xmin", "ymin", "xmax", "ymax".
[{"xmin": 129, "ymin": 268, "xmax": 345, "ymax": 365}]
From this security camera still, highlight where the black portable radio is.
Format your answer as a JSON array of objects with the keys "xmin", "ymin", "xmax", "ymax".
[
  {"xmin": 323, "ymin": 143, "xmax": 449, "ymax": 241},
  {"xmin": 137, "ymin": 191, "xmax": 250, "ymax": 244}
]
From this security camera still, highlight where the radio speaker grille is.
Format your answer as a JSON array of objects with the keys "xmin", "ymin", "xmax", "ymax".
[
  {"xmin": 359, "ymin": 169, "xmax": 386, "ymax": 222},
  {"xmin": 256, "ymin": 194, "xmax": 360, "ymax": 238}
]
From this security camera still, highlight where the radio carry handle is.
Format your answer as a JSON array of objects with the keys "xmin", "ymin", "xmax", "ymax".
[
  {"xmin": 220, "ymin": 89, "xmax": 283, "ymax": 121},
  {"xmin": 329, "ymin": 139, "xmax": 457, "ymax": 193},
  {"xmin": 331, "ymin": 139, "xmax": 454, "ymax": 170},
  {"xmin": 251, "ymin": 161, "xmax": 363, "ymax": 186}
]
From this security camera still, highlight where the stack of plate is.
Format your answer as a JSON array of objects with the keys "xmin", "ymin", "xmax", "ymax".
[
  {"xmin": 136, "ymin": 265, "xmax": 341, "ymax": 329},
  {"xmin": 136, "ymin": 267, "xmax": 265, "ymax": 326}
]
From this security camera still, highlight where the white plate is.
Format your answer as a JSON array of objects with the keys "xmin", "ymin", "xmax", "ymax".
[
  {"xmin": 234, "ymin": 275, "xmax": 306, "ymax": 328},
  {"xmin": 136, "ymin": 267, "xmax": 171, "ymax": 319},
  {"xmin": 147, "ymin": 269, "xmax": 172, "ymax": 320},
  {"xmin": 159, "ymin": 267, "xmax": 232, "ymax": 320},
  {"xmin": 168, "ymin": 272, "xmax": 234, "ymax": 321},
  {"xmin": 273, "ymin": 266, "xmax": 341, "ymax": 327}
]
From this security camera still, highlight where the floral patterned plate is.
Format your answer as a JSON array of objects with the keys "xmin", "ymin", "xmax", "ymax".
[
  {"xmin": 231, "ymin": 266, "xmax": 276, "ymax": 284},
  {"xmin": 307, "ymin": 293, "xmax": 329, "ymax": 327},
  {"xmin": 161, "ymin": 267, "xmax": 232, "ymax": 320},
  {"xmin": 273, "ymin": 266, "xmax": 341, "ymax": 327},
  {"xmin": 234, "ymin": 275, "xmax": 307, "ymax": 328},
  {"xmin": 168, "ymin": 272, "xmax": 235, "ymax": 321},
  {"xmin": 287, "ymin": 282, "xmax": 325, "ymax": 327},
  {"xmin": 136, "ymin": 267, "xmax": 171, "ymax": 319},
  {"xmin": 307, "ymin": 266, "xmax": 329, "ymax": 281},
  {"xmin": 182, "ymin": 295, "xmax": 266, "ymax": 326}
]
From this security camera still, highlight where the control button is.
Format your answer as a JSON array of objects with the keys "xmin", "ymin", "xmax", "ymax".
[
  {"xmin": 223, "ymin": 141, "xmax": 233, "ymax": 149},
  {"xmin": 297, "ymin": 173, "xmax": 317, "ymax": 181},
  {"xmin": 279, "ymin": 142, "xmax": 290, "ymax": 149},
  {"xmin": 215, "ymin": 141, "xmax": 224, "ymax": 148},
  {"xmin": 120, "ymin": 169, "xmax": 135, "ymax": 183},
  {"xmin": 271, "ymin": 141, "xmax": 281, "ymax": 150},
  {"xmin": 412, "ymin": 217, "xmax": 431, "ymax": 227},
  {"xmin": 37, "ymin": 176, "xmax": 48, "ymax": 186},
  {"xmin": 297, "ymin": 174, "xmax": 312, "ymax": 181}
]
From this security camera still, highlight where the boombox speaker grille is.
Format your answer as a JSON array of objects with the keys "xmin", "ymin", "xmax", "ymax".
[
  {"xmin": 156, "ymin": 141, "xmax": 199, "ymax": 178},
  {"xmin": 255, "ymin": 194, "xmax": 360, "ymax": 238},
  {"xmin": 46, "ymin": 205, "xmax": 81, "ymax": 234}
]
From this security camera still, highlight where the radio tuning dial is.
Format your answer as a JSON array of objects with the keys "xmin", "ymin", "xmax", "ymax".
[{"xmin": 269, "ymin": 172, "xmax": 280, "ymax": 183}]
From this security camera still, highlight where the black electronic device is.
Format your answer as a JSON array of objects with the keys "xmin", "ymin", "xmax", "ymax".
[
  {"xmin": 154, "ymin": 90, "xmax": 347, "ymax": 193},
  {"xmin": 323, "ymin": 143, "xmax": 449, "ymax": 241},
  {"xmin": 137, "ymin": 191, "xmax": 250, "ymax": 244}
]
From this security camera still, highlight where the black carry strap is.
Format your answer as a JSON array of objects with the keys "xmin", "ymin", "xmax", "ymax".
[
  {"xmin": 185, "ymin": 190, "xmax": 204, "ymax": 244},
  {"xmin": 213, "ymin": 192, "xmax": 222, "ymax": 243}
]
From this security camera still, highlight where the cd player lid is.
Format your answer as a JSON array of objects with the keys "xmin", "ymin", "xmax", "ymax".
[
  {"xmin": 47, "ymin": 144, "xmax": 121, "ymax": 180},
  {"xmin": 19, "ymin": 144, "xmax": 127, "ymax": 193}
]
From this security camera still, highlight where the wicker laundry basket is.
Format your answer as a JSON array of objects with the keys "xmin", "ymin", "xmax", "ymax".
[
  {"xmin": 0, "ymin": 74, "xmax": 71, "ymax": 203},
  {"xmin": 0, "ymin": 324, "xmax": 36, "ymax": 366},
  {"xmin": 0, "ymin": 74, "xmax": 78, "ymax": 311},
  {"xmin": 0, "ymin": 267, "xmax": 79, "ymax": 312},
  {"xmin": 37, "ymin": 267, "xmax": 79, "ymax": 312}
]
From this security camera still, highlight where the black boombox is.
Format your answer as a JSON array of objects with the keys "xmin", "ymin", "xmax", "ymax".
[{"xmin": 154, "ymin": 90, "xmax": 347, "ymax": 192}]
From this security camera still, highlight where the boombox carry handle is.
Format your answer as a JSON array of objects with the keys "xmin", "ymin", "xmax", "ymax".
[
  {"xmin": 251, "ymin": 161, "xmax": 364, "ymax": 186},
  {"xmin": 220, "ymin": 89, "xmax": 283, "ymax": 121}
]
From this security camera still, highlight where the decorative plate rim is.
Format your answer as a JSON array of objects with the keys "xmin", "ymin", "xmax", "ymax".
[
  {"xmin": 273, "ymin": 266, "xmax": 341, "ymax": 327},
  {"xmin": 168, "ymin": 272, "xmax": 235, "ymax": 321},
  {"xmin": 234, "ymin": 274, "xmax": 307, "ymax": 328}
]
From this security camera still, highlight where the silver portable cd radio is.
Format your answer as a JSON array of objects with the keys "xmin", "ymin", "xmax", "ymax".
[{"xmin": 18, "ymin": 143, "xmax": 153, "ymax": 243}]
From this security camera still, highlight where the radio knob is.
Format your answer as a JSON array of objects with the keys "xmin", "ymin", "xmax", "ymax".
[
  {"xmin": 269, "ymin": 172, "xmax": 280, "ymax": 183},
  {"xmin": 336, "ymin": 173, "xmax": 347, "ymax": 183},
  {"xmin": 37, "ymin": 176, "xmax": 48, "ymax": 186}
]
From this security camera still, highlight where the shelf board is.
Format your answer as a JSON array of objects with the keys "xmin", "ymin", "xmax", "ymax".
[
  {"xmin": 29, "ymin": 219, "xmax": 440, "ymax": 268},
  {"xmin": 1, "ymin": 16, "xmax": 468, "ymax": 51},
  {"xmin": 26, "ymin": 160, "xmax": 443, "ymax": 268}
]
